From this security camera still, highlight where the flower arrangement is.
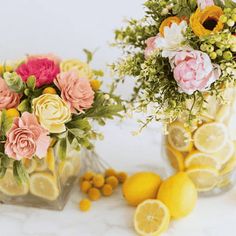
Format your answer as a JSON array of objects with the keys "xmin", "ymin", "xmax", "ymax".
[
  {"xmin": 113, "ymin": 0, "xmax": 236, "ymax": 129},
  {"xmin": 0, "ymin": 52, "xmax": 123, "ymax": 184}
]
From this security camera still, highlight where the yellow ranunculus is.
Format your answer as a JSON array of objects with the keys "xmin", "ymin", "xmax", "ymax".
[
  {"xmin": 32, "ymin": 94, "xmax": 71, "ymax": 133},
  {"xmin": 60, "ymin": 59, "xmax": 94, "ymax": 80},
  {"xmin": 190, "ymin": 6, "xmax": 224, "ymax": 37}
]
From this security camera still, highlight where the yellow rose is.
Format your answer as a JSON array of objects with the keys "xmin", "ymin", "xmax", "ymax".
[
  {"xmin": 60, "ymin": 59, "xmax": 94, "ymax": 80},
  {"xmin": 32, "ymin": 94, "xmax": 71, "ymax": 133}
]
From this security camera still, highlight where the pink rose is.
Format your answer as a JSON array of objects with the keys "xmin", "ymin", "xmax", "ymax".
[
  {"xmin": 197, "ymin": 0, "xmax": 214, "ymax": 9},
  {"xmin": 144, "ymin": 36, "xmax": 158, "ymax": 59},
  {"xmin": 0, "ymin": 77, "xmax": 21, "ymax": 110},
  {"xmin": 5, "ymin": 112, "xmax": 50, "ymax": 160},
  {"xmin": 172, "ymin": 50, "xmax": 219, "ymax": 95},
  {"xmin": 54, "ymin": 70, "xmax": 94, "ymax": 113},
  {"xmin": 27, "ymin": 53, "xmax": 61, "ymax": 66},
  {"xmin": 16, "ymin": 58, "xmax": 60, "ymax": 88}
]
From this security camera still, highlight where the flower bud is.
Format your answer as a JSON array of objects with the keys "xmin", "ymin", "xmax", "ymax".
[{"xmin": 3, "ymin": 72, "xmax": 25, "ymax": 93}]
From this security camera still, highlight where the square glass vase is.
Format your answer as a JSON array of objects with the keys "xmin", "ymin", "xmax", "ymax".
[{"xmin": 0, "ymin": 148, "xmax": 83, "ymax": 211}]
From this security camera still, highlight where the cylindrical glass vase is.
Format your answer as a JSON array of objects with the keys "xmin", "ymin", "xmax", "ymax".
[{"xmin": 163, "ymin": 88, "xmax": 236, "ymax": 196}]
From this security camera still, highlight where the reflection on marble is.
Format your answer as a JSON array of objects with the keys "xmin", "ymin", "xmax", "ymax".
[{"xmin": 0, "ymin": 119, "xmax": 236, "ymax": 236}]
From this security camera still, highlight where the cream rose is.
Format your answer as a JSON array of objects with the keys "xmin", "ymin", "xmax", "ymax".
[
  {"xmin": 32, "ymin": 94, "xmax": 71, "ymax": 133},
  {"xmin": 60, "ymin": 59, "xmax": 94, "ymax": 80}
]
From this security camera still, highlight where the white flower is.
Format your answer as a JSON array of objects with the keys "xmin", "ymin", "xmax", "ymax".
[{"xmin": 155, "ymin": 21, "xmax": 189, "ymax": 58}]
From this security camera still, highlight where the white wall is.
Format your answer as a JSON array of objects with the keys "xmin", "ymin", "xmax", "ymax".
[{"xmin": 0, "ymin": 0, "xmax": 145, "ymax": 96}]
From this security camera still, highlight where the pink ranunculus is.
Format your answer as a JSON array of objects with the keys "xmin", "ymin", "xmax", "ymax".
[
  {"xmin": 144, "ymin": 36, "xmax": 159, "ymax": 59},
  {"xmin": 27, "ymin": 53, "xmax": 61, "ymax": 66},
  {"xmin": 54, "ymin": 70, "xmax": 94, "ymax": 113},
  {"xmin": 16, "ymin": 58, "xmax": 60, "ymax": 88},
  {"xmin": 5, "ymin": 112, "xmax": 50, "ymax": 160},
  {"xmin": 0, "ymin": 77, "xmax": 21, "ymax": 110},
  {"xmin": 172, "ymin": 50, "xmax": 220, "ymax": 95},
  {"xmin": 197, "ymin": 0, "xmax": 214, "ymax": 9}
]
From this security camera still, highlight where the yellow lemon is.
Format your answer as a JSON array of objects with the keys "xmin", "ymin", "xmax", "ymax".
[
  {"xmin": 220, "ymin": 155, "xmax": 236, "ymax": 176},
  {"xmin": 42, "ymin": 87, "xmax": 57, "ymax": 95},
  {"xmin": 134, "ymin": 199, "xmax": 170, "ymax": 236},
  {"xmin": 22, "ymin": 158, "xmax": 37, "ymax": 174},
  {"xmin": 157, "ymin": 172, "xmax": 197, "ymax": 219},
  {"xmin": 6, "ymin": 108, "xmax": 20, "ymax": 118},
  {"xmin": 0, "ymin": 169, "xmax": 29, "ymax": 196},
  {"xmin": 29, "ymin": 172, "xmax": 59, "ymax": 201},
  {"xmin": 167, "ymin": 121, "xmax": 193, "ymax": 152},
  {"xmin": 186, "ymin": 166, "xmax": 219, "ymax": 192},
  {"xmin": 59, "ymin": 161, "xmax": 74, "ymax": 185},
  {"xmin": 193, "ymin": 122, "xmax": 228, "ymax": 153},
  {"xmin": 185, "ymin": 150, "xmax": 220, "ymax": 169},
  {"xmin": 165, "ymin": 145, "xmax": 185, "ymax": 171},
  {"xmin": 46, "ymin": 147, "xmax": 55, "ymax": 173},
  {"xmin": 122, "ymin": 172, "xmax": 161, "ymax": 206},
  {"xmin": 215, "ymin": 104, "xmax": 231, "ymax": 123}
]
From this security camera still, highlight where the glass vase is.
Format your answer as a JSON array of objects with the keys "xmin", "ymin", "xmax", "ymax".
[
  {"xmin": 163, "ymin": 88, "xmax": 236, "ymax": 196},
  {"xmin": 0, "ymin": 146, "xmax": 83, "ymax": 210}
]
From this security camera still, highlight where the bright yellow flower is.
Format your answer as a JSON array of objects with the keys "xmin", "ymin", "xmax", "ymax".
[
  {"xmin": 190, "ymin": 6, "xmax": 224, "ymax": 37},
  {"xmin": 42, "ymin": 87, "xmax": 57, "ymax": 95},
  {"xmin": 60, "ymin": 59, "xmax": 94, "ymax": 80},
  {"xmin": 32, "ymin": 94, "xmax": 71, "ymax": 133},
  {"xmin": 90, "ymin": 79, "xmax": 101, "ymax": 91},
  {"xmin": 159, "ymin": 16, "xmax": 182, "ymax": 36},
  {"xmin": 6, "ymin": 108, "xmax": 20, "ymax": 118}
]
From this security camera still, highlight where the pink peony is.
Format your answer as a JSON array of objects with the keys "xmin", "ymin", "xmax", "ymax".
[
  {"xmin": 144, "ymin": 36, "xmax": 158, "ymax": 59},
  {"xmin": 27, "ymin": 53, "xmax": 61, "ymax": 66},
  {"xmin": 197, "ymin": 0, "xmax": 214, "ymax": 9},
  {"xmin": 5, "ymin": 112, "xmax": 50, "ymax": 160},
  {"xmin": 16, "ymin": 58, "xmax": 60, "ymax": 88},
  {"xmin": 0, "ymin": 77, "xmax": 21, "ymax": 110},
  {"xmin": 172, "ymin": 50, "xmax": 220, "ymax": 95},
  {"xmin": 54, "ymin": 70, "xmax": 94, "ymax": 113}
]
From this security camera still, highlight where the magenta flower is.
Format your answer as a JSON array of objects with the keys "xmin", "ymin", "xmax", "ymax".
[
  {"xmin": 16, "ymin": 58, "xmax": 60, "ymax": 88},
  {"xmin": 5, "ymin": 112, "xmax": 50, "ymax": 160},
  {"xmin": 54, "ymin": 70, "xmax": 94, "ymax": 113}
]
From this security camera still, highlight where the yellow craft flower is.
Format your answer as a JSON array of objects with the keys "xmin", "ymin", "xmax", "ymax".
[
  {"xmin": 190, "ymin": 6, "xmax": 224, "ymax": 37},
  {"xmin": 60, "ymin": 59, "xmax": 94, "ymax": 80},
  {"xmin": 159, "ymin": 16, "xmax": 182, "ymax": 36},
  {"xmin": 90, "ymin": 79, "xmax": 101, "ymax": 91},
  {"xmin": 32, "ymin": 94, "xmax": 71, "ymax": 133}
]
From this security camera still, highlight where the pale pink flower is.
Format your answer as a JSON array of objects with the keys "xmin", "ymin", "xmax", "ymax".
[
  {"xmin": 144, "ymin": 36, "xmax": 159, "ymax": 58},
  {"xmin": 197, "ymin": 0, "xmax": 214, "ymax": 9},
  {"xmin": 0, "ymin": 77, "xmax": 21, "ymax": 110},
  {"xmin": 5, "ymin": 112, "xmax": 50, "ymax": 160},
  {"xmin": 172, "ymin": 50, "xmax": 220, "ymax": 95},
  {"xmin": 54, "ymin": 70, "xmax": 94, "ymax": 113},
  {"xmin": 16, "ymin": 58, "xmax": 60, "ymax": 88}
]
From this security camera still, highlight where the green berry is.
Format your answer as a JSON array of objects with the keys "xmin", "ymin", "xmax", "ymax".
[
  {"xmin": 227, "ymin": 19, "xmax": 235, "ymax": 27},
  {"xmin": 220, "ymin": 15, "xmax": 228, "ymax": 23},
  {"xmin": 224, "ymin": 8, "xmax": 231, "ymax": 13},
  {"xmin": 200, "ymin": 44, "xmax": 207, "ymax": 51},
  {"xmin": 216, "ymin": 49, "xmax": 223, "ymax": 56},
  {"xmin": 210, "ymin": 52, "xmax": 217, "ymax": 60},
  {"xmin": 232, "ymin": 14, "xmax": 236, "ymax": 22},
  {"xmin": 207, "ymin": 45, "xmax": 214, "ymax": 52},
  {"xmin": 223, "ymin": 51, "xmax": 233, "ymax": 60},
  {"xmin": 230, "ymin": 44, "xmax": 236, "ymax": 52}
]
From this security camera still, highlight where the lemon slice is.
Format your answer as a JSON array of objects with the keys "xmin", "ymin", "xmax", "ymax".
[
  {"xmin": 185, "ymin": 151, "xmax": 220, "ymax": 169},
  {"xmin": 227, "ymin": 115, "xmax": 236, "ymax": 141},
  {"xmin": 167, "ymin": 121, "xmax": 193, "ymax": 152},
  {"xmin": 193, "ymin": 122, "xmax": 228, "ymax": 153},
  {"xmin": 29, "ymin": 172, "xmax": 59, "ymax": 201},
  {"xmin": 67, "ymin": 150, "xmax": 81, "ymax": 175},
  {"xmin": 165, "ymin": 145, "xmax": 184, "ymax": 171},
  {"xmin": 215, "ymin": 104, "xmax": 231, "ymax": 123},
  {"xmin": 59, "ymin": 161, "xmax": 74, "ymax": 185},
  {"xmin": 217, "ymin": 174, "xmax": 231, "ymax": 188},
  {"xmin": 220, "ymin": 155, "xmax": 236, "ymax": 176},
  {"xmin": 0, "ymin": 169, "xmax": 29, "ymax": 196},
  {"xmin": 134, "ymin": 199, "xmax": 170, "ymax": 236},
  {"xmin": 186, "ymin": 166, "xmax": 219, "ymax": 192},
  {"xmin": 46, "ymin": 148, "xmax": 55, "ymax": 173},
  {"xmin": 211, "ymin": 140, "xmax": 234, "ymax": 165},
  {"xmin": 22, "ymin": 158, "xmax": 37, "ymax": 174}
]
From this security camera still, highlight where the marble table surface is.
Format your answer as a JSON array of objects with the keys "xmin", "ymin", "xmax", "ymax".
[{"xmin": 1, "ymin": 119, "xmax": 236, "ymax": 236}]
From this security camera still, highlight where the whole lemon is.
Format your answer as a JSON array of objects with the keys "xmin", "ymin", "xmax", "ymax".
[
  {"xmin": 157, "ymin": 172, "xmax": 197, "ymax": 219},
  {"xmin": 122, "ymin": 172, "xmax": 161, "ymax": 206}
]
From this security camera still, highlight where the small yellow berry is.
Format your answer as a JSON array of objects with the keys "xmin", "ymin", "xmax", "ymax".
[
  {"xmin": 6, "ymin": 108, "xmax": 20, "ymax": 118},
  {"xmin": 106, "ymin": 176, "xmax": 119, "ymax": 189},
  {"xmin": 79, "ymin": 199, "xmax": 91, "ymax": 212},
  {"xmin": 80, "ymin": 181, "xmax": 92, "ymax": 193},
  {"xmin": 93, "ymin": 174, "xmax": 105, "ymax": 188},
  {"xmin": 88, "ymin": 188, "xmax": 101, "ymax": 201},
  {"xmin": 42, "ymin": 87, "xmax": 57, "ymax": 95},
  {"xmin": 117, "ymin": 172, "xmax": 128, "ymax": 184},
  {"xmin": 83, "ymin": 171, "xmax": 95, "ymax": 181},
  {"xmin": 105, "ymin": 168, "xmax": 117, "ymax": 177},
  {"xmin": 90, "ymin": 80, "xmax": 101, "ymax": 91},
  {"xmin": 101, "ymin": 184, "xmax": 113, "ymax": 196}
]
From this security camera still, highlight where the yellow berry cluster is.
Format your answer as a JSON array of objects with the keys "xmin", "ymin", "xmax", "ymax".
[{"xmin": 79, "ymin": 168, "xmax": 128, "ymax": 212}]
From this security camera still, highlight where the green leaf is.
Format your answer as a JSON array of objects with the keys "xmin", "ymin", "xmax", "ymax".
[
  {"xmin": 66, "ymin": 118, "xmax": 91, "ymax": 131},
  {"xmin": 0, "ymin": 167, "xmax": 7, "ymax": 178},
  {"xmin": 17, "ymin": 99, "xmax": 30, "ymax": 112},
  {"xmin": 93, "ymin": 70, "xmax": 104, "ymax": 77},
  {"xmin": 68, "ymin": 128, "xmax": 85, "ymax": 138},
  {"xmin": 26, "ymin": 75, "xmax": 36, "ymax": 90},
  {"xmin": 58, "ymin": 138, "xmax": 67, "ymax": 161},
  {"xmin": 83, "ymin": 49, "xmax": 94, "ymax": 64},
  {"xmin": 13, "ymin": 160, "xmax": 29, "ymax": 184}
]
